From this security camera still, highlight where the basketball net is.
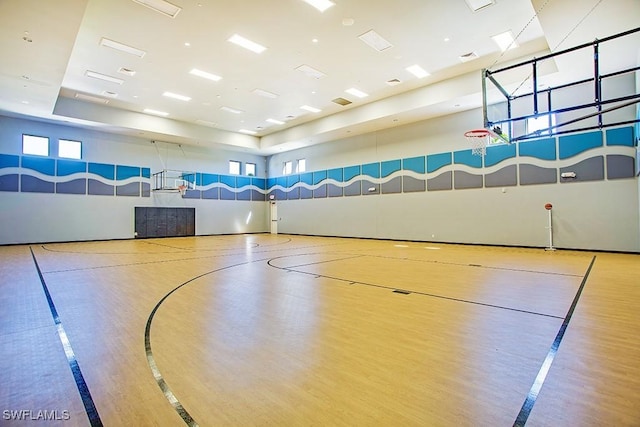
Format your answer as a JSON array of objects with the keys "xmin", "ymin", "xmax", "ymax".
[
  {"xmin": 178, "ymin": 185, "xmax": 187, "ymax": 196},
  {"xmin": 464, "ymin": 129, "xmax": 490, "ymax": 156}
]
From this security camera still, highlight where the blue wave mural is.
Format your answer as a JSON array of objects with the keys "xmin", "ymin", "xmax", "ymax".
[
  {"xmin": 0, "ymin": 156, "xmax": 151, "ymax": 197},
  {"xmin": 1, "ymin": 127, "xmax": 635, "ymax": 202}
]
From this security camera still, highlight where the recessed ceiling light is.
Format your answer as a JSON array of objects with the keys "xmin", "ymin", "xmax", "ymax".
[
  {"xmin": 163, "ymin": 91, "xmax": 191, "ymax": 101},
  {"xmin": 444, "ymin": 37, "xmax": 450, "ymax": 42},
  {"xmin": 99, "ymin": 38, "xmax": 146, "ymax": 57},
  {"xmin": 220, "ymin": 106, "xmax": 243, "ymax": 114},
  {"xmin": 184, "ymin": 42, "xmax": 190, "ymax": 47},
  {"xmin": 101, "ymin": 91, "xmax": 118, "ymax": 98},
  {"xmin": 301, "ymin": 0, "xmax": 335, "ymax": 12},
  {"xmin": 227, "ymin": 34, "xmax": 267, "ymax": 54},
  {"xmin": 85, "ymin": 70, "xmax": 124, "ymax": 85},
  {"xmin": 358, "ymin": 29, "xmax": 393, "ymax": 52},
  {"xmin": 295, "ymin": 64, "xmax": 326, "ymax": 79},
  {"xmin": 300, "ymin": 105, "xmax": 321, "ymax": 113},
  {"xmin": 252, "ymin": 88, "xmax": 279, "ymax": 99},
  {"xmin": 345, "ymin": 88, "xmax": 368, "ymax": 98},
  {"xmin": 266, "ymin": 118, "xmax": 285, "ymax": 125},
  {"xmin": 312, "ymin": 38, "xmax": 319, "ymax": 43},
  {"xmin": 143, "ymin": 108, "xmax": 169, "ymax": 116},
  {"xmin": 189, "ymin": 68, "xmax": 222, "ymax": 82},
  {"xmin": 196, "ymin": 119, "xmax": 217, "ymax": 127},
  {"xmin": 75, "ymin": 93, "xmax": 109, "ymax": 104},
  {"xmin": 131, "ymin": 0, "xmax": 182, "ymax": 18},
  {"xmin": 239, "ymin": 129, "xmax": 257, "ymax": 135},
  {"xmin": 492, "ymin": 30, "xmax": 518, "ymax": 52},
  {"xmin": 405, "ymin": 64, "xmax": 430, "ymax": 79}
]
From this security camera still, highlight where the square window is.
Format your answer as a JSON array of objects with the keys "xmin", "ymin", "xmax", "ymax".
[
  {"xmin": 22, "ymin": 135, "xmax": 49, "ymax": 156},
  {"xmin": 229, "ymin": 160, "xmax": 241, "ymax": 175},
  {"xmin": 283, "ymin": 161, "xmax": 293, "ymax": 175},
  {"xmin": 296, "ymin": 159, "xmax": 306, "ymax": 173},
  {"xmin": 59, "ymin": 139, "xmax": 82, "ymax": 159},
  {"xmin": 246, "ymin": 162, "xmax": 256, "ymax": 176},
  {"xmin": 527, "ymin": 114, "xmax": 556, "ymax": 136}
]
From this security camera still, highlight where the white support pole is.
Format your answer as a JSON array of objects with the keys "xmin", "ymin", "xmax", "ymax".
[{"xmin": 545, "ymin": 205, "xmax": 556, "ymax": 251}]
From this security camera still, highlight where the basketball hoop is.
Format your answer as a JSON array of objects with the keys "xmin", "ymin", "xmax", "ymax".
[
  {"xmin": 178, "ymin": 184, "xmax": 187, "ymax": 196},
  {"xmin": 464, "ymin": 129, "xmax": 491, "ymax": 156}
]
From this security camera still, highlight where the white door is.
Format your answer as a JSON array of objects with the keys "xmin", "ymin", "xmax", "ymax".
[{"xmin": 270, "ymin": 201, "xmax": 278, "ymax": 234}]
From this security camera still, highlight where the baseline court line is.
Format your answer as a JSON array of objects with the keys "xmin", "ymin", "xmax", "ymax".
[
  {"xmin": 29, "ymin": 247, "xmax": 103, "ymax": 427},
  {"xmin": 513, "ymin": 255, "xmax": 596, "ymax": 426}
]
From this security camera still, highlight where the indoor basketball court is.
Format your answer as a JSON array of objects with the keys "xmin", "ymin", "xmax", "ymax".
[
  {"xmin": 1, "ymin": 0, "xmax": 639, "ymax": 426},
  {"xmin": 3, "ymin": 235, "xmax": 639, "ymax": 426}
]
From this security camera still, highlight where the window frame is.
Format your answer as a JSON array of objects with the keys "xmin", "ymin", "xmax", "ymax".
[
  {"xmin": 22, "ymin": 134, "xmax": 49, "ymax": 157},
  {"xmin": 58, "ymin": 138, "xmax": 83, "ymax": 159},
  {"xmin": 229, "ymin": 160, "xmax": 241, "ymax": 175}
]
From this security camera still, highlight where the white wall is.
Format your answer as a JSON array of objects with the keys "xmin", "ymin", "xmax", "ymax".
[
  {"xmin": 0, "ymin": 116, "xmax": 269, "ymax": 244},
  {"xmin": 267, "ymin": 107, "xmax": 640, "ymax": 252}
]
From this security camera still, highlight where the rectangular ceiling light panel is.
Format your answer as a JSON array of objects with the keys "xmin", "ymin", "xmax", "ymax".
[
  {"xmin": 295, "ymin": 64, "xmax": 326, "ymax": 79},
  {"xmin": 266, "ymin": 118, "xmax": 285, "ymax": 125},
  {"xmin": 345, "ymin": 88, "xmax": 368, "ymax": 98},
  {"xmin": 163, "ymin": 91, "xmax": 191, "ymax": 101},
  {"xmin": 300, "ymin": 105, "xmax": 321, "ymax": 113},
  {"xmin": 405, "ymin": 64, "xmax": 430, "ymax": 78},
  {"xmin": 358, "ymin": 30, "xmax": 393, "ymax": 52},
  {"xmin": 132, "ymin": 0, "xmax": 182, "ymax": 18},
  {"xmin": 464, "ymin": 0, "xmax": 495, "ymax": 12},
  {"xmin": 228, "ymin": 34, "xmax": 267, "ymax": 54},
  {"xmin": 491, "ymin": 30, "xmax": 518, "ymax": 52},
  {"xmin": 189, "ymin": 68, "xmax": 222, "ymax": 81},
  {"xmin": 100, "ymin": 38, "xmax": 146, "ymax": 58},
  {"xmin": 220, "ymin": 106, "xmax": 243, "ymax": 114},
  {"xmin": 252, "ymin": 88, "xmax": 279, "ymax": 99},
  {"xmin": 143, "ymin": 108, "xmax": 169, "ymax": 116},
  {"xmin": 302, "ymin": 0, "xmax": 335, "ymax": 12}
]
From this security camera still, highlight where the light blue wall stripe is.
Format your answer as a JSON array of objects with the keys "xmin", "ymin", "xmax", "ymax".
[
  {"xmin": 313, "ymin": 170, "xmax": 327, "ymax": 184},
  {"xmin": 116, "ymin": 165, "xmax": 140, "ymax": 180},
  {"xmin": 328, "ymin": 168, "xmax": 343, "ymax": 182},
  {"xmin": 57, "ymin": 160, "xmax": 86, "ymax": 176},
  {"xmin": 427, "ymin": 152, "xmax": 451, "ymax": 173},
  {"xmin": 381, "ymin": 159, "xmax": 401, "ymax": 177},
  {"xmin": 518, "ymin": 137, "xmax": 556, "ymax": 160},
  {"xmin": 403, "ymin": 156, "xmax": 425, "ymax": 174},
  {"xmin": 344, "ymin": 165, "xmax": 360, "ymax": 181},
  {"xmin": 453, "ymin": 150, "xmax": 482, "ymax": 168},
  {"xmin": 362, "ymin": 162, "xmax": 380, "ymax": 178},
  {"xmin": 220, "ymin": 175, "xmax": 236, "ymax": 188},
  {"xmin": 287, "ymin": 174, "xmax": 300, "ymax": 186},
  {"xmin": 202, "ymin": 173, "xmax": 219, "ymax": 186},
  {"xmin": 0, "ymin": 154, "xmax": 19, "ymax": 168},
  {"xmin": 22, "ymin": 157, "xmax": 55, "ymax": 175},
  {"xmin": 559, "ymin": 130, "xmax": 602, "ymax": 159},
  {"xmin": 300, "ymin": 172, "xmax": 313, "ymax": 185},
  {"xmin": 88, "ymin": 163, "xmax": 114, "ymax": 180},
  {"xmin": 142, "ymin": 168, "xmax": 150, "ymax": 179},
  {"xmin": 606, "ymin": 126, "xmax": 634, "ymax": 147},
  {"xmin": 485, "ymin": 144, "xmax": 517, "ymax": 167},
  {"xmin": 252, "ymin": 177, "xmax": 266, "ymax": 190}
]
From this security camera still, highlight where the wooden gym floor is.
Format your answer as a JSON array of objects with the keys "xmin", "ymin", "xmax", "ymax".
[{"xmin": 1, "ymin": 234, "xmax": 639, "ymax": 426}]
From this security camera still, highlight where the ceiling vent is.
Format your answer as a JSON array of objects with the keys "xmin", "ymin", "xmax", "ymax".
[
  {"xmin": 132, "ymin": 0, "xmax": 181, "ymax": 18},
  {"xmin": 332, "ymin": 97, "xmax": 352, "ymax": 106},
  {"xmin": 118, "ymin": 67, "xmax": 136, "ymax": 76},
  {"xmin": 459, "ymin": 51, "xmax": 479, "ymax": 62},
  {"xmin": 464, "ymin": 0, "xmax": 495, "ymax": 12}
]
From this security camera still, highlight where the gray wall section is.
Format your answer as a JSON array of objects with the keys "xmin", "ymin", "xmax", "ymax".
[
  {"xmin": 607, "ymin": 155, "xmax": 635, "ymax": 179},
  {"xmin": 560, "ymin": 156, "xmax": 604, "ymax": 183},
  {"xmin": 454, "ymin": 171, "xmax": 483, "ymax": 189},
  {"xmin": 485, "ymin": 165, "xmax": 518, "ymax": 188},
  {"xmin": 520, "ymin": 164, "xmax": 558, "ymax": 185}
]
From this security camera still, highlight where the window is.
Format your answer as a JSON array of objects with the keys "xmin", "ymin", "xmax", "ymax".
[
  {"xmin": 22, "ymin": 135, "xmax": 49, "ymax": 156},
  {"xmin": 283, "ymin": 161, "xmax": 293, "ymax": 175},
  {"xmin": 245, "ymin": 162, "xmax": 256, "ymax": 176},
  {"xmin": 527, "ymin": 114, "xmax": 556, "ymax": 136},
  {"xmin": 59, "ymin": 139, "xmax": 82, "ymax": 159},
  {"xmin": 229, "ymin": 160, "xmax": 241, "ymax": 175},
  {"xmin": 296, "ymin": 158, "xmax": 306, "ymax": 173}
]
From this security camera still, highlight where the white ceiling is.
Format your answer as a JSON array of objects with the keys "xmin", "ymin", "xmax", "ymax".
[{"xmin": 0, "ymin": 0, "xmax": 637, "ymax": 155}]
